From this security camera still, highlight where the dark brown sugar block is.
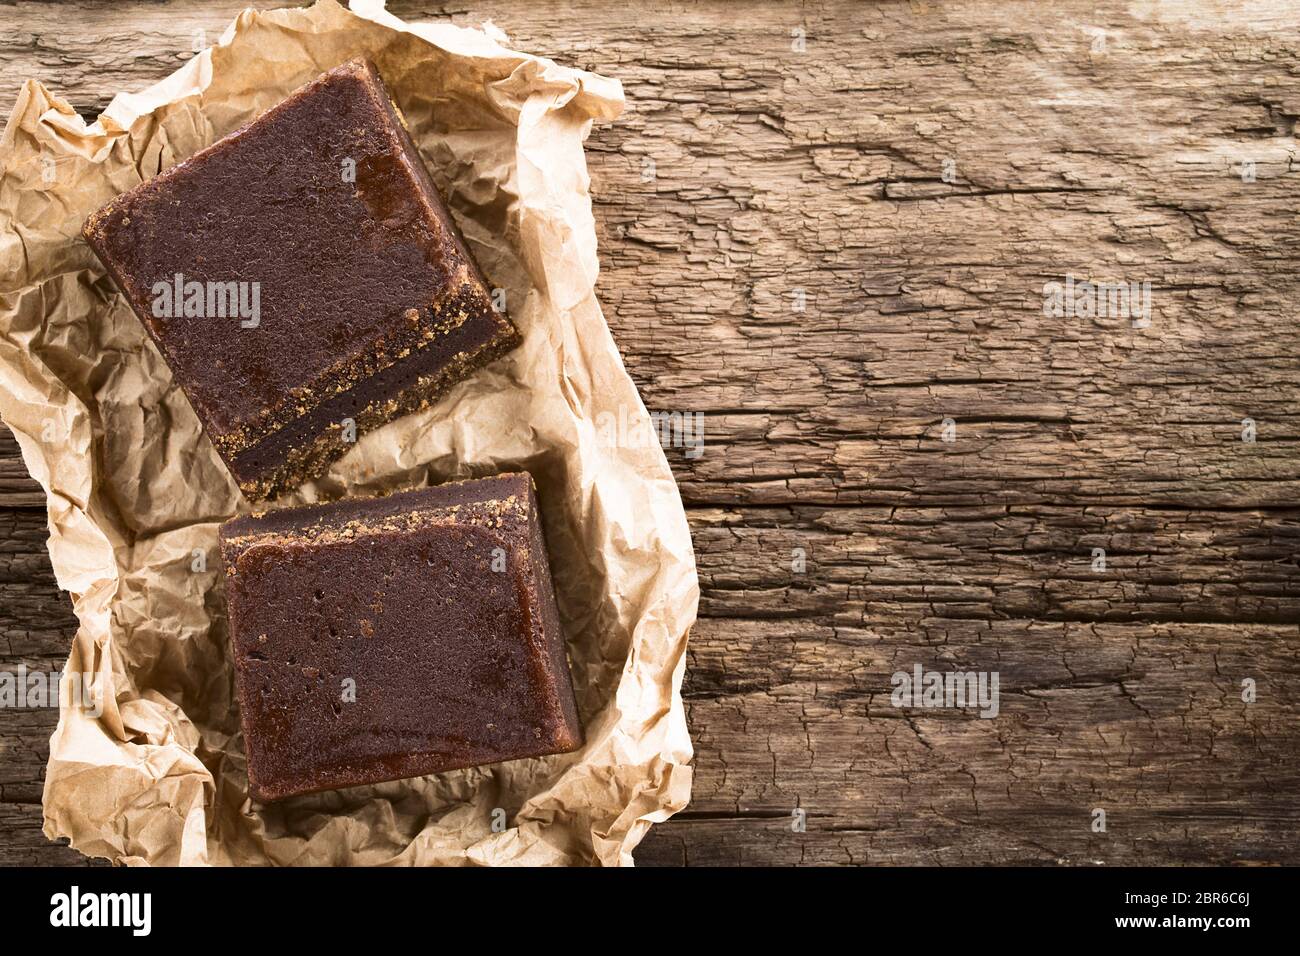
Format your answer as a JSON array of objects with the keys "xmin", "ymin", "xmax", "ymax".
[
  {"xmin": 218, "ymin": 472, "xmax": 583, "ymax": 802},
  {"xmin": 82, "ymin": 58, "xmax": 520, "ymax": 500}
]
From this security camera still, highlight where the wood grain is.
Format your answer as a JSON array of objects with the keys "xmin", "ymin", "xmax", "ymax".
[{"xmin": 1, "ymin": 0, "xmax": 1298, "ymax": 865}]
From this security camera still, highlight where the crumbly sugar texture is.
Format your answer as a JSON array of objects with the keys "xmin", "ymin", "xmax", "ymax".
[
  {"xmin": 82, "ymin": 58, "xmax": 520, "ymax": 500},
  {"xmin": 218, "ymin": 472, "xmax": 583, "ymax": 802}
]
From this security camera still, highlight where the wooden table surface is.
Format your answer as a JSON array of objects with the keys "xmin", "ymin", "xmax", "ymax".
[{"xmin": 3, "ymin": 0, "xmax": 1299, "ymax": 866}]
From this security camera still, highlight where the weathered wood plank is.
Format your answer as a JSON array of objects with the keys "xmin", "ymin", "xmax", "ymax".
[
  {"xmin": 575, "ymin": 0, "xmax": 1300, "ymax": 509},
  {"xmin": 0, "ymin": 430, "xmax": 44, "ymax": 508},
  {"xmin": 638, "ymin": 613, "xmax": 1300, "ymax": 865},
  {"xmin": 689, "ymin": 504, "xmax": 1300, "ymax": 624},
  {"xmin": 3, "ymin": 498, "xmax": 1298, "ymax": 863},
  {"xmin": 0, "ymin": 802, "xmax": 95, "ymax": 866},
  {"xmin": 0, "ymin": 510, "xmax": 73, "ymax": 811},
  {"xmin": 0, "ymin": 0, "xmax": 263, "ymax": 120}
]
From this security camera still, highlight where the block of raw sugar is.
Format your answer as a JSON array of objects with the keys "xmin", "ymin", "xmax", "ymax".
[
  {"xmin": 218, "ymin": 473, "xmax": 583, "ymax": 802},
  {"xmin": 82, "ymin": 58, "xmax": 519, "ymax": 499}
]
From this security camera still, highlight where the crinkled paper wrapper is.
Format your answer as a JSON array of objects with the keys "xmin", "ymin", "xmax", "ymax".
[{"xmin": 0, "ymin": 0, "xmax": 695, "ymax": 866}]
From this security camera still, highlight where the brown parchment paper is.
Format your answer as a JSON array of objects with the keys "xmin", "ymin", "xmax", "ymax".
[{"xmin": 0, "ymin": 0, "xmax": 696, "ymax": 866}]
